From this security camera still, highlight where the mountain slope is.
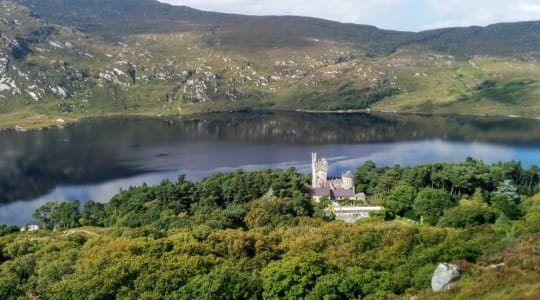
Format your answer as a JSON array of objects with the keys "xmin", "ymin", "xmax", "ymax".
[
  {"xmin": 412, "ymin": 21, "xmax": 540, "ymax": 58},
  {"xmin": 13, "ymin": 0, "xmax": 540, "ymax": 57},
  {"xmin": 1, "ymin": 0, "xmax": 540, "ymax": 128},
  {"xmin": 13, "ymin": 0, "xmax": 412, "ymax": 52}
]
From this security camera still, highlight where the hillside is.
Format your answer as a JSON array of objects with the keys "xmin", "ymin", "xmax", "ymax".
[
  {"xmin": 417, "ymin": 232, "xmax": 540, "ymax": 299},
  {"xmin": 1, "ymin": 0, "xmax": 540, "ymax": 128}
]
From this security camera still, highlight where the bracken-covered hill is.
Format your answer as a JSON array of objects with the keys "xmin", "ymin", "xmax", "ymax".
[{"xmin": 1, "ymin": 0, "xmax": 540, "ymax": 127}]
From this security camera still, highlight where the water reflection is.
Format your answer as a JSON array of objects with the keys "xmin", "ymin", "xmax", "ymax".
[{"xmin": 1, "ymin": 112, "xmax": 540, "ymax": 225}]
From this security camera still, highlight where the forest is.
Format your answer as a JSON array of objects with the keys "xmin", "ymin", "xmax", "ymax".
[{"xmin": 1, "ymin": 158, "xmax": 540, "ymax": 299}]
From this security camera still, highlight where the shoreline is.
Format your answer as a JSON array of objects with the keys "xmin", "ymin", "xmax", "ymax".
[
  {"xmin": 1, "ymin": 108, "xmax": 539, "ymax": 131},
  {"xmin": 293, "ymin": 108, "xmax": 540, "ymax": 120}
]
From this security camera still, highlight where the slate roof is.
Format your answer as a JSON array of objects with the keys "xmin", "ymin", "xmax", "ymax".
[
  {"xmin": 310, "ymin": 187, "xmax": 331, "ymax": 197},
  {"xmin": 331, "ymin": 189, "xmax": 356, "ymax": 198}
]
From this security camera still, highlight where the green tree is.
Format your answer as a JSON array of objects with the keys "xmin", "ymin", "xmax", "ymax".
[
  {"xmin": 494, "ymin": 179, "xmax": 519, "ymax": 201},
  {"xmin": 261, "ymin": 252, "xmax": 332, "ymax": 299},
  {"xmin": 429, "ymin": 162, "xmax": 449, "ymax": 189},
  {"xmin": 471, "ymin": 188, "xmax": 486, "ymax": 203},
  {"xmin": 36, "ymin": 249, "xmax": 78, "ymax": 295},
  {"xmin": 402, "ymin": 165, "xmax": 431, "ymax": 190},
  {"xmin": 518, "ymin": 192, "xmax": 540, "ymax": 233},
  {"xmin": 337, "ymin": 268, "xmax": 394, "ymax": 298},
  {"xmin": 0, "ymin": 224, "xmax": 19, "ymax": 236},
  {"xmin": 81, "ymin": 200, "xmax": 106, "ymax": 226},
  {"xmin": 177, "ymin": 266, "xmax": 262, "ymax": 300},
  {"xmin": 32, "ymin": 200, "xmax": 60, "ymax": 230},
  {"xmin": 413, "ymin": 188, "xmax": 455, "ymax": 225},
  {"xmin": 447, "ymin": 163, "xmax": 475, "ymax": 196},
  {"xmin": 525, "ymin": 165, "xmax": 539, "ymax": 194},
  {"xmin": 491, "ymin": 194, "xmax": 521, "ymax": 220},
  {"xmin": 355, "ymin": 160, "xmax": 379, "ymax": 194},
  {"xmin": 375, "ymin": 165, "xmax": 402, "ymax": 196},
  {"xmin": 243, "ymin": 207, "xmax": 271, "ymax": 229},
  {"xmin": 157, "ymin": 176, "xmax": 197, "ymax": 213},
  {"xmin": 307, "ymin": 272, "xmax": 344, "ymax": 300},
  {"xmin": 384, "ymin": 184, "xmax": 416, "ymax": 217},
  {"xmin": 0, "ymin": 270, "xmax": 22, "ymax": 299},
  {"xmin": 220, "ymin": 203, "xmax": 249, "ymax": 228},
  {"xmin": 490, "ymin": 179, "xmax": 521, "ymax": 220},
  {"xmin": 438, "ymin": 200, "xmax": 499, "ymax": 228},
  {"xmin": 56, "ymin": 201, "xmax": 80, "ymax": 229},
  {"xmin": 33, "ymin": 200, "xmax": 80, "ymax": 230}
]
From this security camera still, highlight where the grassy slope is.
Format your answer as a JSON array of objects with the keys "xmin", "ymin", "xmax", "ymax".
[{"xmin": 415, "ymin": 232, "xmax": 540, "ymax": 300}]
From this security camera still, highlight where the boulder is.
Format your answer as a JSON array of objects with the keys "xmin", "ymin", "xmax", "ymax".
[{"xmin": 431, "ymin": 263, "xmax": 460, "ymax": 292}]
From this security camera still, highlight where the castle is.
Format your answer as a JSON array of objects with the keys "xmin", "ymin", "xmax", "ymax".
[
  {"xmin": 309, "ymin": 152, "xmax": 364, "ymax": 202},
  {"xmin": 309, "ymin": 152, "xmax": 382, "ymax": 223}
]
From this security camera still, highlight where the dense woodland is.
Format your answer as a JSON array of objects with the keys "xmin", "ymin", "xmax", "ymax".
[{"xmin": 1, "ymin": 158, "xmax": 540, "ymax": 299}]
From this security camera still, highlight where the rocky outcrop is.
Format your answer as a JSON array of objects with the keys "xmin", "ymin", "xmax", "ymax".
[{"xmin": 431, "ymin": 263, "xmax": 460, "ymax": 292}]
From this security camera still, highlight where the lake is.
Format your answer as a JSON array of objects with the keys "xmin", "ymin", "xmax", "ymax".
[{"xmin": 1, "ymin": 112, "xmax": 540, "ymax": 225}]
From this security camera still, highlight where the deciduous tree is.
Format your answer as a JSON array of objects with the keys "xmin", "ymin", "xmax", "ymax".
[{"xmin": 413, "ymin": 188, "xmax": 455, "ymax": 225}]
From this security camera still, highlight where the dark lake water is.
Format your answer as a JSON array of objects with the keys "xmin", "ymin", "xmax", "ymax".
[{"xmin": 1, "ymin": 112, "xmax": 540, "ymax": 225}]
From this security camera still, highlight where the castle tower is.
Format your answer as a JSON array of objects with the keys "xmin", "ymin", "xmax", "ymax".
[
  {"xmin": 311, "ymin": 152, "xmax": 328, "ymax": 188},
  {"xmin": 312, "ymin": 152, "xmax": 318, "ymax": 187},
  {"xmin": 342, "ymin": 171, "xmax": 354, "ymax": 190}
]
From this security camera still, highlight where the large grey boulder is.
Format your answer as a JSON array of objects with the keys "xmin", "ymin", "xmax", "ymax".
[{"xmin": 431, "ymin": 263, "xmax": 460, "ymax": 292}]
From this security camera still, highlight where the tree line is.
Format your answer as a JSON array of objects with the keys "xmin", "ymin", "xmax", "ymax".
[
  {"xmin": 31, "ymin": 158, "xmax": 539, "ymax": 231},
  {"xmin": 32, "ymin": 168, "xmax": 314, "ymax": 231}
]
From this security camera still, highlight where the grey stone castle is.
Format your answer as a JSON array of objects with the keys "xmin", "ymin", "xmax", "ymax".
[
  {"xmin": 309, "ymin": 152, "xmax": 382, "ymax": 223},
  {"xmin": 309, "ymin": 152, "xmax": 364, "ymax": 202}
]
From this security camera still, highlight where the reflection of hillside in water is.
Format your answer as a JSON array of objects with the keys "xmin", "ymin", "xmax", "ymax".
[
  {"xmin": 0, "ymin": 128, "xmax": 143, "ymax": 204},
  {"xmin": 1, "ymin": 112, "xmax": 540, "ymax": 205},
  {"xmin": 177, "ymin": 113, "xmax": 398, "ymax": 144},
  {"xmin": 178, "ymin": 112, "xmax": 540, "ymax": 145}
]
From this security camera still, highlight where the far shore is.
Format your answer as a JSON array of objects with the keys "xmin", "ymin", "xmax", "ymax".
[{"xmin": 1, "ymin": 108, "xmax": 539, "ymax": 131}]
